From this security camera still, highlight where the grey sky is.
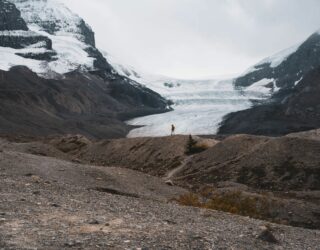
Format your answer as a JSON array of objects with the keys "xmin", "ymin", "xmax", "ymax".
[{"xmin": 63, "ymin": 0, "xmax": 320, "ymax": 79}]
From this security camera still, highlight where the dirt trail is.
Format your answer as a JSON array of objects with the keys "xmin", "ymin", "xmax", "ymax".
[{"xmin": 164, "ymin": 155, "xmax": 194, "ymax": 180}]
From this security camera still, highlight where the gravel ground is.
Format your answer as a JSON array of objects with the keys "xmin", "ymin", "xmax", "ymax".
[{"xmin": 0, "ymin": 151, "xmax": 320, "ymax": 249}]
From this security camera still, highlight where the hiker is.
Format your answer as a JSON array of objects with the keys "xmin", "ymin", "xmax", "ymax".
[{"xmin": 171, "ymin": 124, "xmax": 175, "ymax": 136}]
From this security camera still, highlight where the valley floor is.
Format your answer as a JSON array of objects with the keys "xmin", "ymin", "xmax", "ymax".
[
  {"xmin": 0, "ymin": 149, "xmax": 320, "ymax": 249},
  {"xmin": 0, "ymin": 131, "xmax": 320, "ymax": 249}
]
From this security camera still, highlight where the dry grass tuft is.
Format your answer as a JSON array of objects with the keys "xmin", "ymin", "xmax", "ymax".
[{"xmin": 174, "ymin": 190, "xmax": 272, "ymax": 220}]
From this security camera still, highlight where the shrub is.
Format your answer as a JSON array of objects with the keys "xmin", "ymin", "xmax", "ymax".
[
  {"xmin": 174, "ymin": 190, "xmax": 272, "ymax": 220},
  {"xmin": 185, "ymin": 135, "xmax": 207, "ymax": 155},
  {"xmin": 173, "ymin": 193, "xmax": 202, "ymax": 207}
]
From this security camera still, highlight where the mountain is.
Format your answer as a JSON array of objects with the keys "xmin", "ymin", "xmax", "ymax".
[
  {"xmin": 219, "ymin": 30, "xmax": 320, "ymax": 135},
  {"xmin": 235, "ymin": 31, "xmax": 320, "ymax": 91},
  {"xmin": 0, "ymin": 0, "xmax": 169, "ymax": 138},
  {"xmin": 2, "ymin": 0, "xmax": 111, "ymax": 77}
]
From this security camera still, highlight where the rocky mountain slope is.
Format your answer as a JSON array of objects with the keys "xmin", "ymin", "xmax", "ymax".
[
  {"xmin": 219, "ymin": 66, "xmax": 320, "ymax": 135},
  {"xmin": 235, "ymin": 31, "xmax": 320, "ymax": 91},
  {"xmin": 0, "ymin": 0, "xmax": 169, "ymax": 138},
  {"xmin": 0, "ymin": 66, "xmax": 168, "ymax": 138},
  {"xmin": 219, "ymin": 30, "xmax": 320, "ymax": 135},
  {"xmin": 1, "ymin": 135, "xmax": 320, "ymax": 249}
]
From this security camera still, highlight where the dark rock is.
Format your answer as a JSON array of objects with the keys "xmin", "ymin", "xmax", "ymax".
[
  {"xmin": 85, "ymin": 46, "xmax": 114, "ymax": 77},
  {"xmin": 93, "ymin": 187, "xmax": 140, "ymax": 198},
  {"xmin": 88, "ymin": 219, "xmax": 100, "ymax": 225},
  {"xmin": 164, "ymin": 219, "xmax": 177, "ymax": 225},
  {"xmin": 258, "ymin": 228, "xmax": 279, "ymax": 244},
  {"xmin": 0, "ymin": 33, "xmax": 52, "ymax": 49},
  {"xmin": 165, "ymin": 180, "xmax": 174, "ymax": 186},
  {"xmin": 78, "ymin": 19, "xmax": 95, "ymax": 47},
  {"xmin": 64, "ymin": 241, "xmax": 81, "ymax": 247},
  {"xmin": 0, "ymin": 0, "xmax": 28, "ymax": 31},
  {"xmin": 15, "ymin": 51, "xmax": 57, "ymax": 61},
  {"xmin": 0, "ymin": 1, "xmax": 52, "ymax": 50}
]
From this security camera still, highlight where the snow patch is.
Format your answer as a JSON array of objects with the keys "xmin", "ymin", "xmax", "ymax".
[
  {"xmin": 259, "ymin": 43, "xmax": 301, "ymax": 68},
  {"xmin": 245, "ymin": 78, "xmax": 275, "ymax": 97},
  {"xmin": 10, "ymin": 0, "xmax": 88, "ymax": 39},
  {"xmin": 0, "ymin": 46, "xmax": 47, "ymax": 73},
  {"xmin": 0, "ymin": 30, "xmax": 41, "ymax": 37},
  {"xmin": 29, "ymin": 24, "xmax": 94, "ymax": 75},
  {"xmin": 294, "ymin": 77, "xmax": 303, "ymax": 86}
]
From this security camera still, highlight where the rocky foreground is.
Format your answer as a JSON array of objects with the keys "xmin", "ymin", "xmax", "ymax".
[{"xmin": 0, "ymin": 132, "xmax": 320, "ymax": 249}]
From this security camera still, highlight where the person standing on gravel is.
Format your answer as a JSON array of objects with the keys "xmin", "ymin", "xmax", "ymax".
[{"xmin": 171, "ymin": 124, "xmax": 175, "ymax": 136}]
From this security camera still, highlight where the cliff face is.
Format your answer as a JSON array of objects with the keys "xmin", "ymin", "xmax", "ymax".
[
  {"xmin": 0, "ymin": 0, "xmax": 28, "ymax": 31},
  {"xmin": 0, "ymin": 0, "xmax": 53, "ymax": 52},
  {"xmin": 7, "ymin": 0, "xmax": 114, "ymax": 77}
]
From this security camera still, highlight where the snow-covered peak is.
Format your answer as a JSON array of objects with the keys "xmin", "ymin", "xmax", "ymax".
[
  {"xmin": 240, "ymin": 43, "xmax": 301, "ymax": 77},
  {"xmin": 9, "ymin": 0, "xmax": 94, "ymax": 45},
  {"xmin": 256, "ymin": 43, "xmax": 301, "ymax": 68},
  {"xmin": 0, "ymin": 0, "xmax": 101, "ymax": 77}
]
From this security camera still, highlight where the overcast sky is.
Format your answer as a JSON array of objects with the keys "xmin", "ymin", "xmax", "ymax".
[{"xmin": 63, "ymin": 0, "xmax": 320, "ymax": 79}]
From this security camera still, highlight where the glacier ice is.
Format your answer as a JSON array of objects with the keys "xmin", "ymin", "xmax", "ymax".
[{"xmin": 126, "ymin": 77, "xmax": 268, "ymax": 137}]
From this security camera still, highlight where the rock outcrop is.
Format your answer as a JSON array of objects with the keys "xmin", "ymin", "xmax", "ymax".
[{"xmin": 0, "ymin": 0, "xmax": 28, "ymax": 31}]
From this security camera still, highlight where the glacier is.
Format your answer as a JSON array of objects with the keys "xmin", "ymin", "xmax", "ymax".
[
  {"xmin": 123, "ymin": 76, "xmax": 272, "ymax": 137},
  {"xmin": 108, "ymin": 54, "xmax": 276, "ymax": 137}
]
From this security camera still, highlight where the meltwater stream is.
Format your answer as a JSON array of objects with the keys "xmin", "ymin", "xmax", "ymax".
[{"xmin": 127, "ymin": 78, "xmax": 265, "ymax": 137}]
